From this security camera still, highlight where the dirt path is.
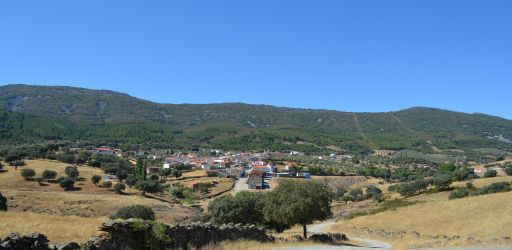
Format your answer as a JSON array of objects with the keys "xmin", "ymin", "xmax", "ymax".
[
  {"xmin": 232, "ymin": 177, "xmax": 248, "ymax": 194},
  {"xmin": 281, "ymin": 221, "xmax": 391, "ymax": 250}
]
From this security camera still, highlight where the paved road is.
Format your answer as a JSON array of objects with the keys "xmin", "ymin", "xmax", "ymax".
[
  {"xmin": 281, "ymin": 221, "xmax": 391, "ymax": 250},
  {"xmin": 232, "ymin": 177, "xmax": 248, "ymax": 193}
]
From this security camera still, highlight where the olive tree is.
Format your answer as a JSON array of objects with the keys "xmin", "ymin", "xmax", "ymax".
[
  {"xmin": 42, "ymin": 170, "xmax": 58, "ymax": 181},
  {"xmin": 264, "ymin": 180, "xmax": 333, "ymax": 238},
  {"xmin": 91, "ymin": 175, "xmax": 102, "ymax": 186},
  {"xmin": 21, "ymin": 168, "xmax": 36, "ymax": 180},
  {"xmin": 59, "ymin": 177, "xmax": 75, "ymax": 191}
]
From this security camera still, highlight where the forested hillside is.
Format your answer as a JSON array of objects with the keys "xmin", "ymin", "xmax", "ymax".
[{"xmin": 1, "ymin": 84, "xmax": 511, "ymax": 153}]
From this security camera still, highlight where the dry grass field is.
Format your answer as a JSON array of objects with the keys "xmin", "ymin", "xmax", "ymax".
[
  {"xmin": 0, "ymin": 212, "xmax": 105, "ymax": 244},
  {"xmin": 330, "ymin": 191, "xmax": 512, "ymax": 249},
  {"xmin": 201, "ymin": 240, "xmax": 332, "ymax": 250},
  {"xmin": 0, "ymin": 159, "xmax": 198, "ymax": 243}
]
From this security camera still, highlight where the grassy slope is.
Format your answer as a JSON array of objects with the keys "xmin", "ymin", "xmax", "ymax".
[
  {"xmin": 0, "ymin": 159, "xmax": 196, "ymax": 243},
  {"xmin": 330, "ymin": 176, "xmax": 512, "ymax": 249},
  {"xmin": 0, "ymin": 212, "xmax": 104, "ymax": 244}
]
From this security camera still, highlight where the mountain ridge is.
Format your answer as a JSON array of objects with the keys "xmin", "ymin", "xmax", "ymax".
[
  {"xmin": 2, "ymin": 83, "xmax": 507, "ymax": 119},
  {"xmin": 1, "ymin": 84, "xmax": 511, "ymax": 153}
]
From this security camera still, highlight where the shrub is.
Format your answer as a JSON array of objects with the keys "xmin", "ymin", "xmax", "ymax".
[
  {"xmin": 21, "ymin": 168, "xmax": 36, "ymax": 180},
  {"xmin": 135, "ymin": 180, "xmax": 163, "ymax": 195},
  {"xmin": 103, "ymin": 181, "xmax": 113, "ymax": 189},
  {"xmin": 505, "ymin": 166, "xmax": 512, "ymax": 176},
  {"xmin": 126, "ymin": 175, "xmax": 138, "ymax": 187},
  {"xmin": 42, "ymin": 170, "xmax": 57, "ymax": 181},
  {"xmin": 149, "ymin": 174, "xmax": 159, "ymax": 181},
  {"xmin": 59, "ymin": 177, "xmax": 75, "ymax": 191},
  {"xmin": 171, "ymin": 185, "xmax": 186, "ymax": 199},
  {"xmin": 349, "ymin": 188, "xmax": 363, "ymax": 197},
  {"xmin": 449, "ymin": 190, "xmax": 469, "ymax": 200},
  {"xmin": 0, "ymin": 192, "xmax": 7, "ymax": 211},
  {"xmin": 12, "ymin": 160, "xmax": 25, "ymax": 167},
  {"xmin": 65, "ymin": 166, "xmax": 80, "ymax": 179},
  {"xmin": 114, "ymin": 183, "xmax": 126, "ymax": 194},
  {"xmin": 91, "ymin": 175, "xmax": 102, "ymax": 186},
  {"xmin": 112, "ymin": 205, "xmax": 155, "ymax": 220},
  {"xmin": 172, "ymin": 170, "xmax": 182, "ymax": 179},
  {"xmin": 466, "ymin": 182, "xmax": 475, "ymax": 190},
  {"xmin": 484, "ymin": 169, "xmax": 497, "ymax": 178},
  {"xmin": 477, "ymin": 182, "xmax": 511, "ymax": 195},
  {"xmin": 433, "ymin": 174, "xmax": 452, "ymax": 191}
]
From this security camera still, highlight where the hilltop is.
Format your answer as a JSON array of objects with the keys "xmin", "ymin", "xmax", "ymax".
[{"xmin": 1, "ymin": 84, "xmax": 511, "ymax": 153}]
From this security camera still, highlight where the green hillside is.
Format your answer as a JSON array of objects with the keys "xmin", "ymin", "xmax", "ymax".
[{"xmin": 1, "ymin": 84, "xmax": 511, "ymax": 153}]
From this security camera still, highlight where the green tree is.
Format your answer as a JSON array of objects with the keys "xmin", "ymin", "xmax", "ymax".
[
  {"xmin": 172, "ymin": 170, "xmax": 182, "ymax": 179},
  {"xmin": 0, "ymin": 192, "xmax": 7, "ymax": 211},
  {"xmin": 505, "ymin": 166, "xmax": 512, "ymax": 176},
  {"xmin": 42, "ymin": 170, "xmax": 57, "ymax": 181},
  {"xmin": 21, "ymin": 168, "xmax": 36, "ymax": 180},
  {"xmin": 114, "ymin": 183, "xmax": 126, "ymax": 194},
  {"xmin": 5, "ymin": 153, "xmax": 22, "ymax": 165},
  {"xmin": 433, "ymin": 174, "xmax": 452, "ymax": 191},
  {"xmin": 112, "ymin": 205, "xmax": 155, "ymax": 220},
  {"xmin": 207, "ymin": 191, "xmax": 267, "ymax": 226},
  {"xmin": 264, "ymin": 180, "xmax": 332, "ymax": 238},
  {"xmin": 117, "ymin": 171, "xmax": 128, "ymax": 182},
  {"xmin": 64, "ymin": 166, "xmax": 80, "ymax": 179},
  {"xmin": 12, "ymin": 160, "xmax": 25, "ymax": 169},
  {"xmin": 126, "ymin": 175, "xmax": 138, "ymax": 187},
  {"xmin": 484, "ymin": 169, "xmax": 497, "ymax": 178},
  {"xmin": 59, "ymin": 177, "xmax": 75, "ymax": 191},
  {"xmin": 91, "ymin": 175, "xmax": 102, "ymax": 186},
  {"xmin": 135, "ymin": 180, "xmax": 163, "ymax": 196}
]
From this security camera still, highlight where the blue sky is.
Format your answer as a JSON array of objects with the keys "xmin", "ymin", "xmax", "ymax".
[{"xmin": 1, "ymin": 1, "xmax": 511, "ymax": 118}]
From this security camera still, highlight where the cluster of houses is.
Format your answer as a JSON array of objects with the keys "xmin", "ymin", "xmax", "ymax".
[{"xmin": 160, "ymin": 152, "xmax": 288, "ymax": 190}]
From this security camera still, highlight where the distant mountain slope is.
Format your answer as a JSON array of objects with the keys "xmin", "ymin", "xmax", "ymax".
[{"xmin": 1, "ymin": 84, "xmax": 511, "ymax": 153}]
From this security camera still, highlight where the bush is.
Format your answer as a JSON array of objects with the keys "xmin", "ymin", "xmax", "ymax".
[
  {"xmin": 149, "ymin": 174, "xmax": 159, "ymax": 181},
  {"xmin": 114, "ymin": 183, "xmax": 126, "ymax": 194},
  {"xmin": 135, "ymin": 180, "xmax": 163, "ymax": 195},
  {"xmin": 65, "ymin": 166, "xmax": 80, "ymax": 179},
  {"xmin": 42, "ymin": 170, "xmax": 57, "ymax": 181},
  {"xmin": 12, "ymin": 160, "xmax": 25, "ymax": 167},
  {"xmin": 112, "ymin": 205, "xmax": 155, "ymax": 220},
  {"xmin": 59, "ymin": 177, "xmax": 75, "ymax": 191},
  {"xmin": 103, "ymin": 181, "xmax": 113, "ymax": 189},
  {"xmin": 484, "ymin": 169, "xmax": 497, "ymax": 178},
  {"xmin": 207, "ymin": 192, "xmax": 266, "ymax": 226},
  {"xmin": 433, "ymin": 174, "xmax": 452, "ymax": 191},
  {"xmin": 477, "ymin": 182, "xmax": 511, "ymax": 195},
  {"xmin": 126, "ymin": 175, "xmax": 138, "ymax": 187},
  {"xmin": 0, "ymin": 192, "xmax": 7, "ymax": 211},
  {"xmin": 91, "ymin": 175, "xmax": 102, "ymax": 186},
  {"xmin": 505, "ymin": 166, "xmax": 512, "ymax": 176},
  {"xmin": 449, "ymin": 190, "xmax": 469, "ymax": 200},
  {"xmin": 21, "ymin": 168, "xmax": 36, "ymax": 180},
  {"xmin": 171, "ymin": 185, "xmax": 186, "ymax": 199}
]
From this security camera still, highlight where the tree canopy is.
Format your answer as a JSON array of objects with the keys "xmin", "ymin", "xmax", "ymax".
[{"xmin": 263, "ymin": 180, "xmax": 332, "ymax": 238}]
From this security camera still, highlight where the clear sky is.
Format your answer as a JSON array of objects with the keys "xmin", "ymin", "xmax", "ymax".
[{"xmin": 1, "ymin": 1, "xmax": 511, "ymax": 118}]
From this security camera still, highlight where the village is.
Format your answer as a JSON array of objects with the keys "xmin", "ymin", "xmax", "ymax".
[{"xmin": 91, "ymin": 146, "xmax": 321, "ymax": 191}]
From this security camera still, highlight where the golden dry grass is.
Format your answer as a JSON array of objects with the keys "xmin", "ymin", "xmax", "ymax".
[
  {"xmin": 182, "ymin": 170, "xmax": 207, "ymax": 178},
  {"xmin": 0, "ymin": 211, "xmax": 105, "ymax": 244},
  {"xmin": 0, "ymin": 159, "xmax": 197, "ymax": 237},
  {"xmin": 330, "ymin": 191, "xmax": 512, "ymax": 249},
  {"xmin": 200, "ymin": 240, "xmax": 325, "ymax": 250}
]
